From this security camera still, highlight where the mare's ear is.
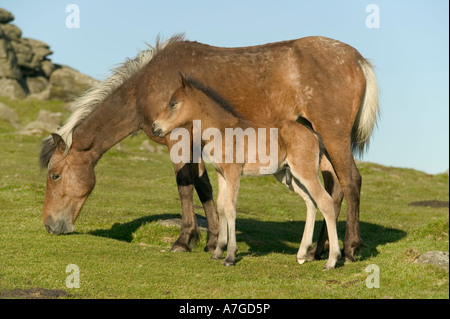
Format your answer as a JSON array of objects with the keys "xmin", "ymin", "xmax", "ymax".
[{"xmin": 51, "ymin": 133, "xmax": 67, "ymax": 154}]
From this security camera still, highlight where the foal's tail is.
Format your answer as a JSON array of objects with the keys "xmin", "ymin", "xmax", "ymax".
[{"xmin": 351, "ymin": 58, "xmax": 380, "ymax": 157}]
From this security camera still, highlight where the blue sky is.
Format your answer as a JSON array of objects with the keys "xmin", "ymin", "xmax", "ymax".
[{"xmin": 3, "ymin": 0, "xmax": 449, "ymax": 174}]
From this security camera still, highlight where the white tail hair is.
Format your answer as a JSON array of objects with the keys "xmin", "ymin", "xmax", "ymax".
[{"xmin": 351, "ymin": 58, "xmax": 380, "ymax": 156}]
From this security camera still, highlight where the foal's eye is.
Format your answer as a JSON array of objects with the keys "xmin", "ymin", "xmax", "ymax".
[
  {"xmin": 169, "ymin": 101, "xmax": 177, "ymax": 109},
  {"xmin": 51, "ymin": 173, "xmax": 61, "ymax": 181}
]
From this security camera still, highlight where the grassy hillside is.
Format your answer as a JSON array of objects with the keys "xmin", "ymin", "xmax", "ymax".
[{"xmin": 0, "ymin": 97, "xmax": 448, "ymax": 299}]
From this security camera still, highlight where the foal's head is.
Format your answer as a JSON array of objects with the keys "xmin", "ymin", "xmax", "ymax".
[
  {"xmin": 40, "ymin": 133, "xmax": 96, "ymax": 234},
  {"xmin": 151, "ymin": 73, "xmax": 202, "ymax": 138}
]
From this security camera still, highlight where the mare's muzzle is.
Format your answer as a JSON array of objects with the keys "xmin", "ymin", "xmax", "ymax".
[{"xmin": 44, "ymin": 215, "xmax": 75, "ymax": 235}]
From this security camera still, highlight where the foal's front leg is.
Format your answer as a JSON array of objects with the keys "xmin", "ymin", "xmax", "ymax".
[
  {"xmin": 212, "ymin": 173, "xmax": 228, "ymax": 260},
  {"xmin": 223, "ymin": 171, "xmax": 240, "ymax": 266},
  {"xmin": 211, "ymin": 169, "xmax": 240, "ymax": 266}
]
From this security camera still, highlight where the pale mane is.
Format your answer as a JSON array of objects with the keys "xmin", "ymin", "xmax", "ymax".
[{"xmin": 40, "ymin": 33, "xmax": 185, "ymax": 167}]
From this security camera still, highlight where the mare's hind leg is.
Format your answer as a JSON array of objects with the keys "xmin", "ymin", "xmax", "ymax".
[
  {"xmin": 324, "ymin": 142, "xmax": 362, "ymax": 262},
  {"xmin": 193, "ymin": 161, "xmax": 219, "ymax": 252}
]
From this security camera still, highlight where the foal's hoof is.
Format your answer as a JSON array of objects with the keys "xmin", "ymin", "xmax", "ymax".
[
  {"xmin": 297, "ymin": 258, "xmax": 307, "ymax": 265},
  {"xmin": 297, "ymin": 255, "xmax": 314, "ymax": 265},
  {"xmin": 223, "ymin": 260, "xmax": 235, "ymax": 266},
  {"xmin": 322, "ymin": 262, "xmax": 336, "ymax": 271}
]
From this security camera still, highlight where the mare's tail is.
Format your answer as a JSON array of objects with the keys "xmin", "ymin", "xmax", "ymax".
[{"xmin": 351, "ymin": 58, "xmax": 380, "ymax": 157}]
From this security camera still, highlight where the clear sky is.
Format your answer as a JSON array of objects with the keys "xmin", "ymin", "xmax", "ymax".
[{"xmin": 3, "ymin": 0, "xmax": 449, "ymax": 174}]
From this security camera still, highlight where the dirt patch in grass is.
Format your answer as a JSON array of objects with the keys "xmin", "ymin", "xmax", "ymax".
[
  {"xmin": 409, "ymin": 200, "xmax": 449, "ymax": 208},
  {"xmin": 0, "ymin": 287, "xmax": 70, "ymax": 299}
]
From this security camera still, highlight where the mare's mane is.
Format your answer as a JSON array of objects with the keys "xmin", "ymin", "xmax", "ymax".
[{"xmin": 39, "ymin": 34, "xmax": 186, "ymax": 168}]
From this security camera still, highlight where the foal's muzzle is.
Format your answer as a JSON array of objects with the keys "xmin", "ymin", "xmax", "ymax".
[{"xmin": 151, "ymin": 122, "xmax": 164, "ymax": 137}]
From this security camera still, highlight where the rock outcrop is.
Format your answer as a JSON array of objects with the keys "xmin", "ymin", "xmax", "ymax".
[
  {"xmin": 0, "ymin": 8, "xmax": 97, "ymax": 100},
  {"xmin": 0, "ymin": 101, "xmax": 20, "ymax": 128},
  {"xmin": 416, "ymin": 251, "xmax": 449, "ymax": 270},
  {"xmin": 20, "ymin": 109, "xmax": 63, "ymax": 136}
]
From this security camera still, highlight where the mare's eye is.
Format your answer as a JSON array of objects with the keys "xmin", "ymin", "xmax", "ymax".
[
  {"xmin": 51, "ymin": 174, "xmax": 61, "ymax": 181},
  {"xmin": 169, "ymin": 101, "xmax": 177, "ymax": 109}
]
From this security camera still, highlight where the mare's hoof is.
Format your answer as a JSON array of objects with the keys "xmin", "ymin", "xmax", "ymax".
[
  {"xmin": 170, "ymin": 244, "xmax": 190, "ymax": 252},
  {"xmin": 344, "ymin": 255, "xmax": 356, "ymax": 263},
  {"xmin": 204, "ymin": 244, "xmax": 217, "ymax": 253}
]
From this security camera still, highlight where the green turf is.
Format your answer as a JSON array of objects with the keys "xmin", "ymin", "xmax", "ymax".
[{"xmin": 0, "ymin": 97, "xmax": 448, "ymax": 298}]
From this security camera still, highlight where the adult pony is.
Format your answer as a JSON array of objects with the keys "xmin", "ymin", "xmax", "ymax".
[{"xmin": 40, "ymin": 34, "xmax": 379, "ymax": 261}]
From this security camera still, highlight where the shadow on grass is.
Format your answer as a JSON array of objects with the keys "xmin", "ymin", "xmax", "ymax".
[
  {"xmin": 236, "ymin": 218, "xmax": 407, "ymax": 261},
  {"xmin": 88, "ymin": 214, "xmax": 182, "ymax": 242},
  {"xmin": 88, "ymin": 214, "xmax": 406, "ymax": 261}
]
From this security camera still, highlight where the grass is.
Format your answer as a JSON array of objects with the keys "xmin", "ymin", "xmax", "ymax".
[{"xmin": 0, "ymin": 97, "xmax": 448, "ymax": 299}]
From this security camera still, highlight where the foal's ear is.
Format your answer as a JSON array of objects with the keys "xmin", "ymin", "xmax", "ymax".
[
  {"xmin": 178, "ymin": 72, "xmax": 191, "ymax": 90},
  {"xmin": 51, "ymin": 133, "xmax": 67, "ymax": 154}
]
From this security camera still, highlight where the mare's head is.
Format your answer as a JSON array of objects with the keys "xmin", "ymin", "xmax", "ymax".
[
  {"xmin": 40, "ymin": 133, "xmax": 96, "ymax": 234},
  {"xmin": 151, "ymin": 73, "xmax": 200, "ymax": 138}
]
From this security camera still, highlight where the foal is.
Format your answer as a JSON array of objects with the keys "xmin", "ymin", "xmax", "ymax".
[{"xmin": 152, "ymin": 74, "xmax": 340, "ymax": 270}]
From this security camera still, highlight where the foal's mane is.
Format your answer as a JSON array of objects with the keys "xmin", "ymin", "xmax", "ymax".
[
  {"xmin": 39, "ymin": 33, "xmax": 186, "ymax": 169},
  {"xmin": 184, "ymin": 75, "xmax": 245, "ymax": 120}
]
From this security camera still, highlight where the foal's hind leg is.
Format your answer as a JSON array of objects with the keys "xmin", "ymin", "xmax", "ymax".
[
  {"xmin": 287, "ymin": 160, "xmax": 341, "ymax": 270},
  {"xmin": 274, "ymin": 170, "xmax": 317, "ymax": 264},
  {"xmin": 292, "ymin": 181, "xmax": 318, "ymax": 264},
  {"xmin": 308, "ymin": 152, "xmax": 344, "ymax": 260}
]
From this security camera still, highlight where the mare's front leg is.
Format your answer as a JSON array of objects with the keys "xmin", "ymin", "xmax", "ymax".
[
  {"xmin": 193, "ymin": 160, "xmax": 219, "ymax": 252},
  {"xmin": 170, "ymin": 161, "xmax": 199, "ymax": 252}
]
